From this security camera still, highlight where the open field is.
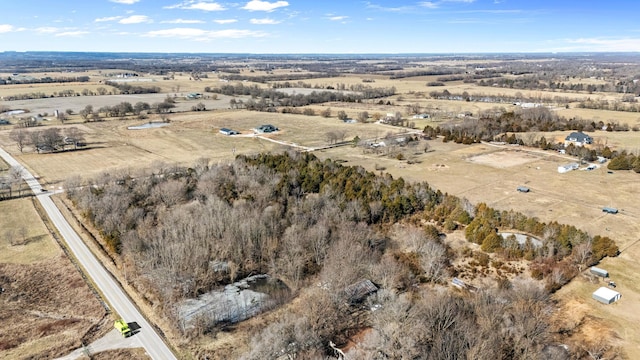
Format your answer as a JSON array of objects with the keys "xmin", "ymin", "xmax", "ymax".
[
  {"xmin": 0, "ymin": 111, "xmax": 415, "ymax": 185},
  {"xmin": 0, "ymin": 198, "xmax": 108, "ymax": 359},
  {"xmin": 0, "ymin": 198, "xmax": 59, "ymax": 264}
]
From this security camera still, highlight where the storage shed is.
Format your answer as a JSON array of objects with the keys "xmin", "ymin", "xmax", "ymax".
[
  {"xmin": 516, "ymin": 186, "xmax": 530, "ymax": 193},
  {"xmin": 602, "ymin": 207, "xmax": 618, "ymax": 214},
  {"xmin": 590, "ymin": 266, "xmax": 609, "ymax": 278},
  {"xmin": 592, "ymin": 287, "xmax": 621, "ymax": 304}
]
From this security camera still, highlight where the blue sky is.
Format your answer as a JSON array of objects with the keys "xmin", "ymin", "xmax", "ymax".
[{"xmin": 1, "ymin": 0, "xmax": 639, "ymax": 53}]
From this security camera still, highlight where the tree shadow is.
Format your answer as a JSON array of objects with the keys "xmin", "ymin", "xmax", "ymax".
[{"xmin": 11, "ymin": 234, "xmax": 47, "ymax": 246}]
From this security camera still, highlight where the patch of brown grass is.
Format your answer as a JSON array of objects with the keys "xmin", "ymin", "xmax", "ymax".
[{"xmin": 0, "ymin": 256, "xmax": 107, "ymax": 359}]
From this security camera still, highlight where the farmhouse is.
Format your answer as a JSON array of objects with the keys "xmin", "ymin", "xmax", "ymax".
[
  {"xmin": 219, "ymin": 128, "xmax": 239, "ymax": 135},
  {"xmin": 558, "ymin": 163, "xmax": 579, "ymax": 173},
  {"xmin": 592, "ymin": 287, "xmax": 621, "ymax": 304},
  {"xmin": 564, "ymin": 132, "xmax": 593, "ymax": 147}
]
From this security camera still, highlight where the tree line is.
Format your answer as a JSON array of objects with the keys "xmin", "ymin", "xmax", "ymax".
[{"xmin": 206, "ymin": 82, "xmax": 396, "ymax": 109}]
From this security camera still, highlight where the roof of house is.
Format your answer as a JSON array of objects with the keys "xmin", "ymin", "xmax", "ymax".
[
  {"xmin": 593, "ymin": 286, "xmax": 620, "ymax": 300},
  {"xmin": 565, "ymin": 132, "xmax": 592, "ymax": 141},
  {"xmin": 344, "ymin": 279, "xmax": 378, "ymax": 303}
]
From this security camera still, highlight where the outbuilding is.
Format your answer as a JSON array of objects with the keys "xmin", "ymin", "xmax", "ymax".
[
  {"xmin": 516, "ymin": 186, "xmax": 530, "ymax": 193},
  {"xmin": 558, "ymin": 163, "xmax": 579, "ymax": 173},
  {"xmin": 602, "ymin": 207, "xmax": 618, "ymax": 214},
  {"xmin": 592, "ymin": 287, "xmax": 621, "ymax": 304},
  {"xmin": 590, "ymin": 266, "xmax": 609, "ymax": 278},
  {"xmin": 219, "ymin": 128, "xmax": 239, "ymax": 135}
]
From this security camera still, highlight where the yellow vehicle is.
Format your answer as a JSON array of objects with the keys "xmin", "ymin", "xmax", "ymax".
[{"xmin": 114, "ymin": 319, "xmax": 132, "ymax": 337}]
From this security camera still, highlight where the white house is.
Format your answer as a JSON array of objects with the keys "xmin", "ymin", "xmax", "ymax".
[{"xmin": 564, "ymin": 132, "xmax": 593, "ymax": 147}]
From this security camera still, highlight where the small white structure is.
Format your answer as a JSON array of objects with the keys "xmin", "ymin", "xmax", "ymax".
[
  {"xmin": 219, "ymin": 128, "xmax": 239, "ymax": 135},
  {"xmin": 590, "ymin": 266, "xmax": 609, "ymax": 278},
  {"xmin": 558, "ymin": 163, "xmax": 579, "ymax": 173},
  {"xmin": 592, "ymin": 287, "xmax": 621, "ymax": 304}
]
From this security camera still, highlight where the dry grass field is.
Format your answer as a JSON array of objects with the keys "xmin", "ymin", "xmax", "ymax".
[
  {"xmin": 2, "ymin": 62, "xmax": 640, "ymax": 357},
  {"xmin": 0, "ymin": 198, "xmax": 108, "ymax": 359},
  {"xmin": 0, "ymin": 198, "xmax": 59, "ymax": 264}
]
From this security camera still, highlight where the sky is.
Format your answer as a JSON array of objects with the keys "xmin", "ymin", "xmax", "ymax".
[{"xmin": 1, "ymin": 0, "xmax": 640, "ymax": 54}]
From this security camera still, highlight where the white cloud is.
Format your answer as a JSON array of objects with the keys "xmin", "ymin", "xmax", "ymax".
[
  {"xmin": 165, "ymin": 1, "xmax": 226, "ymax": 11},
  {"xmin": 56, "ymin": 31, "xmax": 89, "ymax": 37},
  {"xmin": 250, "ymin": 18, "xmax": 281, "ymax": 25},
  {"xmin": 242, "ymin": 0, "xmax": 289, "ymax": 12},
  {"xmin": 110, "ymin": 0, "xmax": 140, "ymax": 4},
  {"xmin": 145, "ymin": 27, "xmax": 267, "ymax": 40},
  {"xmin": 35, "ymin": 27, "xmax": 60, "ymax": 33},
  {"xmin": 419, "ymin": 2, "xmax": 439, "ymax": 9},
  {"xmin": 162, "ymin": 19, "xmax": 205, "ymax": 24},
  {"xmin": 0, "ymin": 24, "xmax": 15, "ymax": 33},
  {"xmin": 328, "ymin": 16, "xmax": 348, "ymax": 21},
  {"xmin": 365, "ymin": 2, "xmax": 414, "ymax": 13},
  {"xmin": 213, "ymin": 19, "xmax": 238, "ymax": 24},
  {"xmin": 95, "ymin": 16, "xmax": 123, "ymax": 22},
  {"xmin": 119, "ymin": 15, "xmax": 152, "ymax": 24}
]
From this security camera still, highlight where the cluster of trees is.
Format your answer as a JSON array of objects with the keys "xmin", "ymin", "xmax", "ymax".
[
  {"xmin": 576, "ymin": 98, "xmax": 640, "ymax": 113},
  {"xmin": 208, "ymin": 82, "xmax": 396, "ymax": 110},
  {"xmin": 104, "ymin": 81, "xmax": 161, "ymax": 95},
  {"xmin": 1, "ymin": 88, "xmax": 113, "ymax": 101},
  {"xmin": 78, "ymin": 98, "xmax": 174, "ymax": 121},
  {"xmin": 0, "ymin": 75, "xmax": 90, "ymax": 85},
  {"xmin": 66, "ymin": 151, "xmax": 617, "ymax": 357},
  {"xmin": 423, "ymin": 107, "xmax": 627, "ymax": 145},
  {"xmin": 607, "ymin": 151, "xmax": 640, "ymax": 172},
  {"xmin": 465, "ymin": 203, "xmax": 618, "ymax": 291},
  {"xmin": 9, "ymin": 126, "xmax": 85, "ymax": 153},
  {"xmin": 219, "ymin": 72, "xmax": 337, "ymax": 84},
  {"xmin": 0, "ymin": 165, "xmax": 25, "ymax": 199},
  {"xmin": 428, "ymin": 89, "xmax": 577, "ymax": 106}
]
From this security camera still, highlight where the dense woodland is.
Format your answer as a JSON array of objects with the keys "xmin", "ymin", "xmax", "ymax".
[{"xmin": 66, "ymin": 152, "xmax": 618, "ymax": 358}]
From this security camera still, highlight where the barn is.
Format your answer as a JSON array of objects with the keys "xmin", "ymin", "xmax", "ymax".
[{"xmin": 592, "ymin": 287, "xmax": 621, "ymax": 304}]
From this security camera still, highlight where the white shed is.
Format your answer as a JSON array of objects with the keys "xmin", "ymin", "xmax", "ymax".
[{"xmin": 592, "ymin": 287, "xmax": 621, "ymax": 304}]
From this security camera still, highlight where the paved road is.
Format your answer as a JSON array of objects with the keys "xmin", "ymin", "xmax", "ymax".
[{"xmin": 0, "ymin": 147, "xmax": 177, "ymax": 360}]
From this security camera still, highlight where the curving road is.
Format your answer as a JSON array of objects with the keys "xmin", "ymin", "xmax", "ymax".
[{"xmin": 0, "ymin": 147, "xmax": 177, "ymax": 360}]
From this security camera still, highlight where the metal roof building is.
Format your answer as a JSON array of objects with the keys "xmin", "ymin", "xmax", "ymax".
[{"xmin": 592, "ymin": 287, "xmax": 621, "ymax": 304}]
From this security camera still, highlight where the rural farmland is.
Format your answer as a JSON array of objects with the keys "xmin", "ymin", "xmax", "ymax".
[{"xmin": 1, "ymin": 49, "xmax": 639, "ymax": 360}]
